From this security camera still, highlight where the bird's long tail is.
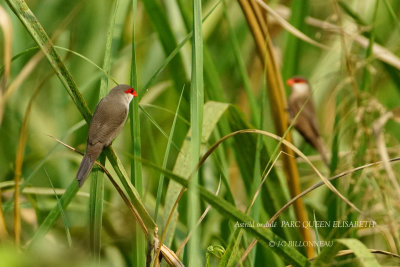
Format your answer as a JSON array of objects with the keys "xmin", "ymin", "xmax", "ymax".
[{"xmin": 76, "ymin": 153, "xmax": 96, "ymax": 187}]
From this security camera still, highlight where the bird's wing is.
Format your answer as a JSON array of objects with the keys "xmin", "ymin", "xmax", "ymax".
[
  {"xmin": 301, "ymin": 101, "xmax": 320, "ymax": 136},
  {"xmin": 88, "ymin": 99, "xmax": 128, "ymax": 146},
  {"xmin": 289, "ymin": 96, "xmax": 321, "ymax": 144},
  {"xmin": 288, "ymin": 95, "xmax": 301, "ymax": 120}
]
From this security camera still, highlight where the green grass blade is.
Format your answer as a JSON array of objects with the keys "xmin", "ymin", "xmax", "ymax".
[
  {"xmin": 130, "ymin": 1, "xmax": 145, "ymax": 266},
  {"xmin": 218, "ymin": 228, "xmax": 244, "ymax": 266},
  {"xmin": 188, "ymin": 0, "xmax": 204, "ymax": 264},
  {"xmin": 154, "ymin": 87, "xmax": 185, "ymax": 221},
  {"xmin": 223, "ymin": 1, "xmax": 258, "ymax": 124},
  {"xmin": 312, "ymin": 238, "xmax": 380, "ymax": 267},
  {"xmin": 162, "ymin": 101, "xmax": 227, "ymax": 247},
  {"xmin": 282, "ymin": 0, "xmax": 309, "ymax": 82},
  {"xmin": 141, "ymin": 33, "xmax": 191, "ymax": 95},
  {"xmin": 141, "ymin": 0, "xmax": 221, "ymax": 97},
  {"xmin": 0, "ymin": 45, "xmax": 118, "ymax": 85},
  {"xmin": 247, "ymin": 82, "xmax": 266, "ymax": 264},
  {"xmin": 130, "ymin": 0, "xmax": 141, "ymax": 192},
  {"xmin": 88, "ymin": 0, "xmax": 120, "ymax": 261},
  {"xmin": 44, "ymin": 169, "xmax": 72, "ymax": 248},
  {"xmin": 313, "ymin": 211, "xmax": 320, "ymax": 255},
  {"xmin": 176, "ymin": 2, "xmax": 232, "ymax": 195},
  {"xmin": 338, "ymin": 1, "xmax": 367, "ymax": 26},
  {"xmin": 140, "ymin": 104, "xmax": 190, "ymax": 125},
  {"xmin": 177, "ymin": 0, "xmax": 225, "ymax": 102},
  {"xmin": 139, "ymin": 105, "xmax": 179, "ymax": 152},
  {"xmin": 141, "ymin": 0, "xmax": 187, "ymax": 93},
  {"xmin": 382, "ymin": 0, "xmax": 400, "ymax": 31}
]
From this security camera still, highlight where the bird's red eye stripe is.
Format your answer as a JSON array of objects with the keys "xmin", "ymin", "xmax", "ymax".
[
  {"xmin": 286, "ymin": 77, "xmax": 307, "ymax": 86},
  {"xmin": 294, "ymin": 78, "xmax": 307, "ymax": 83},
  {"xmin": 124, "ymin": 88, "xmax": 137, "ymax": 97}
]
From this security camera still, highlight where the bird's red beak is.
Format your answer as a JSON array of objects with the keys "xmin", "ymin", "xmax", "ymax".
[
  {"xmin": 286, "ymin": 78, "xmax": 295, "ymax": 86},
  {"xmin": 125, "ymin": 88, "xmax": 137, "ymax": 97}
]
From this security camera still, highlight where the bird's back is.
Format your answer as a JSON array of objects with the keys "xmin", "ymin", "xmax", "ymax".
[{"xmin": 88, "ymin": 96, "xmax": 129, "ymax": 147}]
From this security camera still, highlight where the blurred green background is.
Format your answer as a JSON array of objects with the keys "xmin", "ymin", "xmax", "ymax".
[{"xmin": 1, "ymin": 0, "xmax": 400, "ymax": 266}]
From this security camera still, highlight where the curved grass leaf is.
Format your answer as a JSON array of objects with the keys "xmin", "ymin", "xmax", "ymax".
[{"xmin": 311, "ymin": 238, "xmax": 380, "ymax": 267}]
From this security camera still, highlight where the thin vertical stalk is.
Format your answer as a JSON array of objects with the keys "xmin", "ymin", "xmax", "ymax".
[
  {"xmin": 130, "ymin": 1, "xmax": 141, "ymax": 190},
  {"xmin": 188, "ymin": 0, "xmax": 203, "ymax": 265},
  {"xmin": 130, "ymin": 1, "xmax": 145, "ymax": 266},
  {"xmin": 89, "ymin": 0, "xmax": 119, "ymax": 262},
  {"xmin": 248, "ymin": 79, "xmax": 266, "ymax": 264}
]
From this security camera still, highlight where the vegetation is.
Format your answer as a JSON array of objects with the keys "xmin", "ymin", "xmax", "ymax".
[{"xmin": 1, "ymin": 0, "xmax": 400, "ymax": 266}]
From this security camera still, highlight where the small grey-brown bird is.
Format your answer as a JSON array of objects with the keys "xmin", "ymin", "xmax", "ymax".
[
  {"xmin": 287, "ymin": 77, "xmax": 329, "ymax": 167},
  {"xmin": 76, "ymin": 84, "xmax": 137, "ymax": 187}
]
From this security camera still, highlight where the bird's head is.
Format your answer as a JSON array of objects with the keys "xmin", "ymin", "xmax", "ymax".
[
  {"xmin": 124, "ymin": 87, "xmax": 137, "ymax": 97},
  {"xmin": 122, "ymin": 86, "xmax": 137, "ymax": 104},
  {"xmin": 108, "ymin": 84, "xmax": 137, "ymax": 104},
  {"xmin": 286, "ymin": 76, "xmax": 310, "ymax": 96}
]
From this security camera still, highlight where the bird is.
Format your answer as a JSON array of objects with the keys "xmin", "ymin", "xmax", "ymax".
[
  {"xmin": 286, "ymin": 77, "xmax": 330, "ymax": 167},
  {"xmin": 76, "ymin": 84, "xmax": 137, "ymax": 187}
]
